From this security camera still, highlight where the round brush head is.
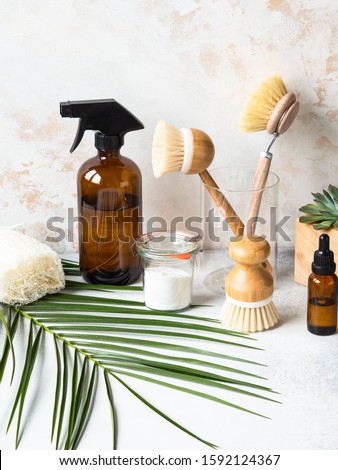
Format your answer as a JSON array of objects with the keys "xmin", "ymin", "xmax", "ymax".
[
  {"xmin": 221, "ymin": 296, "xmax": 279, "ymax": 333},
  {"xmin": 152, "ymin": 121, "xmax": 185, "ymax": 178},
  {"xmin": 240, "ymin": 73, "xmax": 299, "ymax": 135},
  {"xmin": 152, "ymin": 121, "xmax": 214, "ymax": 178},
  {"xmin": 221, "ymin": 235, "xmax": 279, "ymax": 333}
]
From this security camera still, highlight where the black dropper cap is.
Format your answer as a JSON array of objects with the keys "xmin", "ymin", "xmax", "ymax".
[{"xmin": 312, "ymin": 234, "xmax": 336, "ymax": 275}]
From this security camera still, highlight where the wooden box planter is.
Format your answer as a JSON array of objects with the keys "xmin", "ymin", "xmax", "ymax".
[{"xmin": 294, "ymin": 217, "xmax": 338, "ymax": 286}]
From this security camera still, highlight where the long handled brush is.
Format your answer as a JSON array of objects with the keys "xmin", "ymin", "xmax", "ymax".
[
  {"xmin": 241, "ymin": 73, "xmax": 299, "ymax": 235},
  {"xmin": 152, "ymin": 121, "xmax": 245, "ymax": 237},
  {"xmin": 221, "ymin": 74, "xmax": 299, "ymax": 333}
]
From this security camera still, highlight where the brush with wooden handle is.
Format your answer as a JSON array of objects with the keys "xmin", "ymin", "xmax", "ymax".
[
  {"xmin": 152, "ymin": 121, "xmax": 245, "ymax": 237},
  {"xmin": 241, "ymin": 73, "xmax": 300, "ymax": 235},
  {"xmin": 221, "ymin": 235, "xmax": 279, "ymax": 332},
  {"xmin": 221, "ymin": 74, "xmax": 299, "ymax": 333}
]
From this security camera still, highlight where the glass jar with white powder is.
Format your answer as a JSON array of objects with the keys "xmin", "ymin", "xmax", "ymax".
[{"xmin": 136, "ymin": 231, "xmax": 201, "ymax": 311}]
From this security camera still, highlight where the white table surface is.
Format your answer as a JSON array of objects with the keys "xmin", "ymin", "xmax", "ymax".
[{"xmin": 1, "ymin": 249, "xmax": 337, "ymax": 451}]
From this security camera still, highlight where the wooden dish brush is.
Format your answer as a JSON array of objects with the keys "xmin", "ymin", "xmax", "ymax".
[
  {"xmin": 220, "ymin": 74, "xmax": 297, "ymax": 332},
  {"xmin": 241, "ymin": 73, "xmax": 300, "ymax": 235},
  {"xmin": 221, "ymin": 235, "xmax": 279, "ymax": 333},
  {"xmin": 152, "ymin": 120, "xmax": 244, "ymax": 237}
]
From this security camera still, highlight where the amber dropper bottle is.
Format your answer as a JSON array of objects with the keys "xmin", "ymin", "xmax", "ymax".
[{"xmin": 307, "ymin": 234, "xmax": 337, "ymax": 336}]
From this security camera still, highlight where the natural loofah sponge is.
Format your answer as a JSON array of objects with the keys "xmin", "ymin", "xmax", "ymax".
[{"xmin": 0, "ymin": 227, "xmax": 65, "ymax": 306}]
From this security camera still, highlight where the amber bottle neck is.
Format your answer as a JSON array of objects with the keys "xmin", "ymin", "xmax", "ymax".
[{"xmin": 97, "ymin": 149, "xmax": 121, "ymax": 159}]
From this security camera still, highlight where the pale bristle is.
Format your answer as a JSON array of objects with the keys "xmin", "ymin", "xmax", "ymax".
[
  {"xmin": 221, "ymin": 298, "xmax": 279, "ymax": 333},
  {"xmin": 241, "ymin": 73, "xmax": 288, "ymax": 132},
  {"xmin": 152, "ymin": 121, "xmax": 185, "ymax": 178}
]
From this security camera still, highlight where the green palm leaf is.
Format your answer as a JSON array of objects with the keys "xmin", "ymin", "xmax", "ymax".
[
  {"xmin": 6, "ymin": 321, "xmax": 43, "ymax": 448},
  {"xmin": 70, "ymin": 363, "xmax": 97, "ymax": 450},
  {"xmin": 111, "ymin": 372, "xmax": 218, "ymax": 449},
  {"xmin": 104, "ymin": 371, "xmax": 117, "ymax": 450},
  {"xmin": 67, "ymin": 335, "xmax": 265, "ymax": 366},
  {"xmin": 56, "ymin": 341, "xmax": 69, "ymax": 449},
  {"xmin": 75, "ymin": 342, "xmax": 266, "ymax": 379},
  {"xmin": 0, "ymin": 259, "xmax": 279, "ymax": 449},
  {"xmin": 51, "ymin": 336, "xmax": 61, "ymax": 442},
  {"xmin": 111, "ymin": 369, "xmax": 271, "ymax": 418},
  {"xmin": 0, "ymin": 307, "xmax": 19, "ymax": 384},
  {"xmin": 65, "ymin": 349, "xmax": 80, "ymax": 450},
  {"xmin": 65, "ymin": 279, "xmax": 143, "ymax": 292}
]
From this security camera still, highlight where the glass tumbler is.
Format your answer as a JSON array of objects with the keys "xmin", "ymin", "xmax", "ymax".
[
  {"xmin": 136, "ymin": 231, "xmax": 200, "ymax": 311},
  {"xmin": 201, "ymin": 166, "xmax": 279, "ymax": 295}
]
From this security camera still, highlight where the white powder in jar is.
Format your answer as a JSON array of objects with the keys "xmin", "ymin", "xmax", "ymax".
[{"xmin": 143, "ymin": 266, "xmax": 193, "ymax": 311}]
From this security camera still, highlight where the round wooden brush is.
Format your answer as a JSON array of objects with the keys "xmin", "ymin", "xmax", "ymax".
[
  {"xmin": 221, "ymin": 235, "xmax": 279, "ymax": 333},
  {"xmin": 152, "ymin": 120, "xmax": 244, "ymax": 237},
  {"xmin": 241, "ymin": 73, "xmax": 300, "ymax": 235}
]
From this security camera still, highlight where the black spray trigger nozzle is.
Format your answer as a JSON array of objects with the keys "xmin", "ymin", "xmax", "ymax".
[
  {"xmin": 60, "ymin": 101, "xmax": 73, "ymax": 118},
  {"xmin": 70, "ymin": 118, "xmax": 87, "ymax": 153},
  {"xmin": 60, "ymin": 99, "xmax": 144, "ymax": 152}
]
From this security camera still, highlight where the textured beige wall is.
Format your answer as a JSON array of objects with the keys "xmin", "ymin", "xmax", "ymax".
[{"xmin": 1, "ymin": 0, "xmax": 337, "ymax": 251}]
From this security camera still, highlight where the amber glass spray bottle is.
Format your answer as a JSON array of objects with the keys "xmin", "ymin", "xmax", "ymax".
[
  {"xmin": 307, "ymin": 234, "xmax": 337, "ymax": 335},
  {"xmin": 60, "ymin": 99, "xmax": 144, "ymax": 285}
]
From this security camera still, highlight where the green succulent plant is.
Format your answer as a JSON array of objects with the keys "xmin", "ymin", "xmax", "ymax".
[{"xmin": 299, "ymin": 184, "xmax": 338, "ymax": 230}]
